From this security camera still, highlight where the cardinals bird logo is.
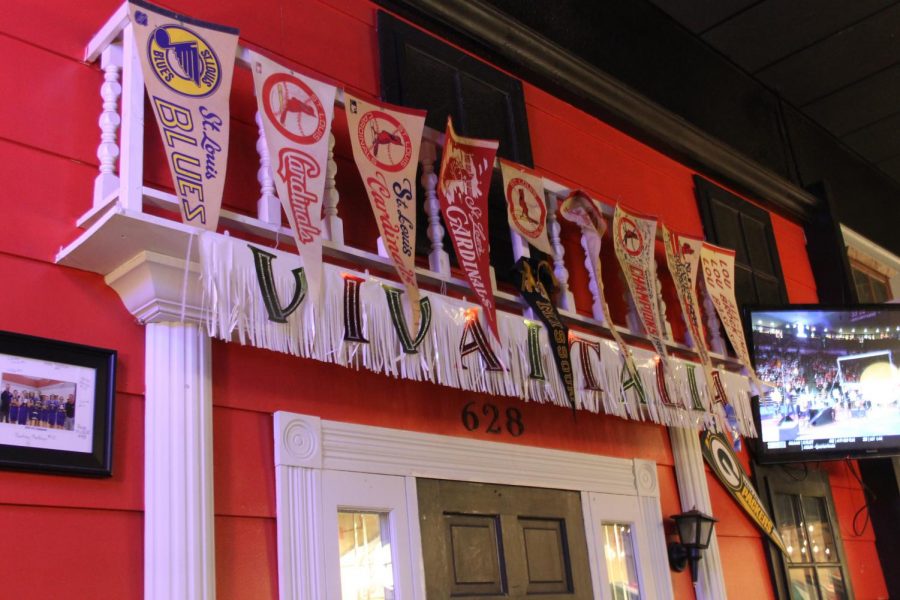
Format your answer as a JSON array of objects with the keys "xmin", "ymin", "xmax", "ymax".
[
  {"xmin": 681, "ymin": 242, "xmax": 695, "ymax": 257},
  {"xmin": 261, "ymin": 73, "xmax": 326, "ymax": 144},
  {"xmin": 357, "ymin": 110, "xmax": 412, "ymax": 172},
  {"xmin": 505, "ymin": 177, "xmax": 546, "ymax": 237},
  {"xmin": 147, "ymin": 25, "xmax": 221, "ymax": 97},
  {"xmin": 617, "ymin": 217, "xmax": 644, "ymax": 256}
]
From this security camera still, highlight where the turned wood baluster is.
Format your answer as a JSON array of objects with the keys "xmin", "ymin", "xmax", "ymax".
[
  {"xmin": 700, "ymin": 277, "xmax": 727, "ymax": 354},
  {"xmin": 323, "ymin": 132, "xmax": 344, "ymax": 245},
  {"xmin": 255, "ymin": 111, "xmax": 281, "ymax": 225},
  {"xmin": 94, "ymin": 44, "xmax": 122, "ymax": 207},
  {"xmin": 545, "ymin": 191, "xmax": 576, "ymax": 311},
  {"xmin": 421, "ymin": 140, "xmax": 450, "ymax": 276}
]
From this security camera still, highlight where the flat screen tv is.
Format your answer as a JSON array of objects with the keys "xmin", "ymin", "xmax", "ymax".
[{"xmin": 745, "ymin": 304, "xmax": 900, "ymax": 463}]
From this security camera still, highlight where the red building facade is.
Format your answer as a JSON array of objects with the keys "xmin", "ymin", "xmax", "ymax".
[{"xmin": 0, "ymin": 1, "xmax": 888, "ymax": 598}]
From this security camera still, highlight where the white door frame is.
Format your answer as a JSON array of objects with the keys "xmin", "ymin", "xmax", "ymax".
[{"xmin": 273, "ymin": 411, "xmax": 674, "ymax": 599}]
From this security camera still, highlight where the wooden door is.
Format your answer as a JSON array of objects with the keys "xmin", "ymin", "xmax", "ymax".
[{"xmin": 416, "ymin": 479, "xmax": 593, "ymax": 599}]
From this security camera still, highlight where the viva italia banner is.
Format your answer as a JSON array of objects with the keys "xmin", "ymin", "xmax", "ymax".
[
  {"xmin": 437, "ymin": 117, "xmax": 501, "ymax": 340},
  {"xmin": 198, "ymin": 232, "xmax": 757, "ymax": 432},
  {"xmin": 500, "ymin": 160, "xmax": 553, "ymax": 255},
  {"xmin": 345, "ymin": 93, "xmax": 426, "ymax": 330},
  {"xmin": 129, "ymin": 0, "xmax": 238, "ymax": 230},
  {"xmin": 249, "ymin": 51, "xmax": 336, "ymax": 302}
]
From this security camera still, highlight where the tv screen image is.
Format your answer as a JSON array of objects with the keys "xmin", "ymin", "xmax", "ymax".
[{"xmin": 747, "ymin": 305, "xmax": 900, "ymax": 463}]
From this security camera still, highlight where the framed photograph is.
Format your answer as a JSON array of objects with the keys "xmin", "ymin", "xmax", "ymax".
[{"xmin": 0, "ymin": 331, "xmax": 116, "ymax": 476}]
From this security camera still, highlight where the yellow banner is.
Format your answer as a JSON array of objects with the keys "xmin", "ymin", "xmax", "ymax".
[
  {"xmin": 700, "ymin": 243, "xmax": 764, "ymax": 390},
  {"xmin": 345, "ymin": 93, "xmax": 425, "ymax": 330},
  {"xmin": 129, "ymin": 0, "xmax": 238, "ymax": 230}
]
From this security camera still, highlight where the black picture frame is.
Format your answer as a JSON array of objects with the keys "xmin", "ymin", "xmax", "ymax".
[{"xmin": 0, "ymin": 331, "xmax": 116, "ymax": 476}]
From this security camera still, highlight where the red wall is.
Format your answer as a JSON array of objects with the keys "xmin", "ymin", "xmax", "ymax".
[{"xmin": 0, "ymin": 0, "xmax": 886, "ymax": 599}]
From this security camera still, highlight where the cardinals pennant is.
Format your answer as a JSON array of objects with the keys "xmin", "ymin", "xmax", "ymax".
[
  {"xmin": 128, "ymin": 0, "xmax": 238, "ymax": 230},
  {"xmin": 699, "ymin": 243, "xmax": 765, "ymax": 391},
  {"xmin": 612, "ymin": 204, "xmax": 680, "ymax": 407},
  {"xmin": 250, "ymin": 51, "xmax": 336, "ymax": 302},
  {"xmin": 345, "ymin": 93, "xmax": 426, "ymax": 330},
  {"xmin": 437, "ymin": 117, "xmax": 501, "ymax": 340},
  {"xmin": 500, "ymin": 160, "xmax": 553, "ymax": 255}
]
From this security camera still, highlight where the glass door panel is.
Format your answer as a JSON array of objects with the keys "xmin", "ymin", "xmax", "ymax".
[
  {"xmin": 602, "ymin": 523, "xmax": 641, "ymax": 600},
  {"xmin": 337, "ymin": 511, "xmax": 395, "ymax": 600}
]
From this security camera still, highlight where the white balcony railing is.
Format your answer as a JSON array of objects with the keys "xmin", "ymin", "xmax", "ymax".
[{"xmin": 63, "ymin": 4, "xmax": 733, "ymax": 368}]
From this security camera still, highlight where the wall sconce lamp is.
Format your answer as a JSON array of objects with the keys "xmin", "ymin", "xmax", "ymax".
[{"xmin": 668, "ymin": 508, "xmax": 718, "ymax": 584}]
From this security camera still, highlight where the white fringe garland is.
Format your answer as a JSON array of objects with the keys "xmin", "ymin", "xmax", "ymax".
[{"xmin": 199, "ymin": 233, "xmax": 757, "ymax": 435}]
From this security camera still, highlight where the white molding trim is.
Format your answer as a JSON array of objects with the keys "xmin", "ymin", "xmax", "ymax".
[
  {"xmin": 104, "ymin": 250, "xmax": 205, "ymax": 324},
  {"xmin": 145, "ymin": 322, "xmax": 216, "ymax": 600},
  {"xmin": 842, "ymin": 225, "xmax": 900, "ymax": 301},
  {"xmin": 274, "ymin": 411, "xmax": 672, "ymax": 600}
]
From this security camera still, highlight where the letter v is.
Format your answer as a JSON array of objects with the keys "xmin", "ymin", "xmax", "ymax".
[
  {"xmin": 383, "ymin": 286, "xmax": 432, "ymax": 354},
  {"xmin": 249, "ymin": 245, "xmax": 307, "ymax": 323}
]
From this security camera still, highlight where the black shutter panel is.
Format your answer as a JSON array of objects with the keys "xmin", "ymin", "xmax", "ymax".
[
  {"xmin": 694, "ymin": 175, "xmax": 788, "ymax": 306},
  {"xmin": 378, "ymin": 12, "xmax": 533, "ymax": 285}
]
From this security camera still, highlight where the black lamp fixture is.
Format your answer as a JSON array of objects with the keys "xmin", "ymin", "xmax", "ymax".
[{"xmin": 668, "ymin": 508, "xmax": 718, "ymax": 584}]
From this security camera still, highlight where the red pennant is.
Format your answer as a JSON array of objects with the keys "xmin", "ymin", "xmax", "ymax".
[{"xmin": 437, "ymin": 117, "xmax": 500, "ymax": 340}]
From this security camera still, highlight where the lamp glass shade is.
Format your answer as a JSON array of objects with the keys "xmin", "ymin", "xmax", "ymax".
[{"xmin": 672, "ymin": 509, "xmax": 717, "ymax": 549}]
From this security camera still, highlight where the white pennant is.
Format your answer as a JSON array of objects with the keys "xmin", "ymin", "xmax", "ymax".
[{"xmin": 250, "ymin": 51, "xmax": 336, "ymax": 303}]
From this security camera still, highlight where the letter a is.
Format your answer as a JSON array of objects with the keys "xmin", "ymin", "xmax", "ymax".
[{"xmin": 249, "ymin": 245, "xmax": 307, "ymax": 323}]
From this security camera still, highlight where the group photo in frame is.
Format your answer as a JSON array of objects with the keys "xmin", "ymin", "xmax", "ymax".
[{"xmin": 0, "ymin": 331, "xmax": 116, "ymax": 476}]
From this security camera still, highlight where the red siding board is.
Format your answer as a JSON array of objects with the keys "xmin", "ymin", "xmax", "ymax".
[
  {"xmin": 216, "ymin": 515, "xmax": 280, "ymax": 600},
  {"xmin": 0, "ymin": 253, "xmax": 145, "ymax": 396},
  {"xmin": 0, "ymin": 140, "xmax": 97, "ymax": 262},
  {"xmin": 0, "ymin": 34, "xmax": 99, "ymax": 166},
  {"xmin": 718, "ymin": 535, "xmax": 777, "ymax": 600},
  {"xmin": 0, "ymin": 504, "xmax": 143, "ymax": 600},
  {"xmin": 213, "ymin": 406, "xmax": 277, "ymax": 519},
  {"xmin": 0, "ymin": 392, "xmax": 143, "ymax": 511},
  {"xmin": 843, "ymin": 539, "xmax": 889, "ymax": 599},
  {"xmin": 212, "ymin": 340, "xmax": 675, "ymax": 466},
  {"xmin": 0, "ymin": 0, "xmax": 119, "ymax": 60}
]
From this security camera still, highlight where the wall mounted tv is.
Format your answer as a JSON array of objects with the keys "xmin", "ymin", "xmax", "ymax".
[{"xmin": 746, "ymin": 304, "xmax": 900, "ymax": 463}]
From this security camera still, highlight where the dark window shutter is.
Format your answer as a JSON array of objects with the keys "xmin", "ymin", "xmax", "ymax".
[
  {"xmin": 378, "ymin": 12, "xmax": 535, "ymax": 285},
  {"xmin": 694, "ymin": 175, "xmax": 788, "ymax": 306}
]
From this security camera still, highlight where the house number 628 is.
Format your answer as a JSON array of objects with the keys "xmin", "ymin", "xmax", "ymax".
[{"xmin": 460, "ymin": 401, "xmax": 524, "ymax": 437}]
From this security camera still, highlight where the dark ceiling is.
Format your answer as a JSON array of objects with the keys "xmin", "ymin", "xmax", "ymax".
[{"xmin": 649, "ymin": 0, "xmax": 900, "ymax": 186}]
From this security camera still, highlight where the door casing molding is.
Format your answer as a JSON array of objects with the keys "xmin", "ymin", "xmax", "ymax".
[{"xmin": 274, "ymin": 411, "xmax": 674, "ymax": 599}]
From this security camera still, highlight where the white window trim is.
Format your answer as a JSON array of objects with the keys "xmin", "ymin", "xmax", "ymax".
[
  {"xmin": 842, "ymin": 225, "xmax": 900, "ymax": 302},
  {"xmin": 273, "ymin": 411, "xmax": 673, "ymax": 600}
]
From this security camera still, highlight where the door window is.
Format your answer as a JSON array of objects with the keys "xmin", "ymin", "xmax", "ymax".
[
  {"xmin": 337, "ymin": 510, "xmax": 395, "ymax": 600},
  {"xmin": 322, "ymin": 471, "xmax": 415, "ymax": 600},
  {"xmin": 602, "ymin": 523, "xmax": 642, "ymax": 600}
]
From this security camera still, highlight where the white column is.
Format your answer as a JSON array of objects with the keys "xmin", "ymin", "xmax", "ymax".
[
  {"xmin": 145, "ymin": 322, "xmax": 216, "ymax": 600},
  {"xmin": 668, "ymin": 427, "xmax": 728, "ymax": 600}
]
